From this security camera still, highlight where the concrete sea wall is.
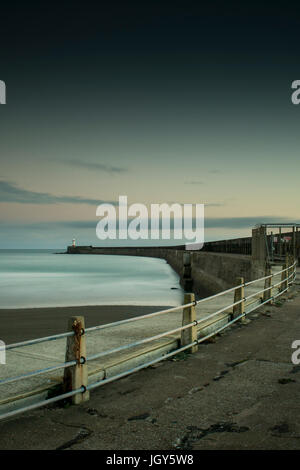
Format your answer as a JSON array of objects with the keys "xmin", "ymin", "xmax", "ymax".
[{"xmin": 67, "ymin": 246, "xmax": 253, "ymax": 297}]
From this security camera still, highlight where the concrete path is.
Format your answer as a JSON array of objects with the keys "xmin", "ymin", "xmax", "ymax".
[{"xmin": 0, "ymin": 267, "xmax": 299, "ymax": 450}]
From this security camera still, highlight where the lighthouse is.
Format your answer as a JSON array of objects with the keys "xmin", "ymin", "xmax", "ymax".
[{"xmin": 72, "ymin": 238, "xmax": 76, "ymax": 248}]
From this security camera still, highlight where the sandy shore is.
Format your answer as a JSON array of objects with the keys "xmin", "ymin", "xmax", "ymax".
[{"xmin": 0, "ymin": 305, "xmax": 170, "ymax": 344}]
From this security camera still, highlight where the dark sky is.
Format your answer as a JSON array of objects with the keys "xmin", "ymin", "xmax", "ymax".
[{"xmin": 1, "ymin": 2, "xmax": 300, "ymax": 247}]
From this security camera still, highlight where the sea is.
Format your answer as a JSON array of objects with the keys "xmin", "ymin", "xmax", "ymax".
[{"xmin": 0, "ymin": 249, "xmax": 184, "ymax": 309}]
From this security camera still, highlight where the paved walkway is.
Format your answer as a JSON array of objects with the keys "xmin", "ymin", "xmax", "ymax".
[{"xmin": 0, "ymin": 268, "xmax": 299, "ymax": 450}]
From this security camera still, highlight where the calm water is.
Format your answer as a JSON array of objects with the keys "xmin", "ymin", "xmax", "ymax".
[{"xmin": 0, "ymin": 250, "xmax": 184, "ymax": 308}]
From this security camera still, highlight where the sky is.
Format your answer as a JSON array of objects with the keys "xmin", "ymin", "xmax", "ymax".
[{"xmin": 0, "ymin": 1, "xmax": 300, "ymax": 248}]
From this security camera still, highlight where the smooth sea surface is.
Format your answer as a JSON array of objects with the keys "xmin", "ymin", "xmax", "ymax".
[{"xmin": 0, "ymin": 250, "xmax": 184, "ymax": 309}]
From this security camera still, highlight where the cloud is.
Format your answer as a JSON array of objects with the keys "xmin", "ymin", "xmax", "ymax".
[
  {"xmin": 205, "ymin": 203, "xmax": 225, "ymax": 207},
  {"xmin": 1, "ymin": 215, "xmax": 300, "ymax": 249},
  {"xmin": 184, "ymin": 180, "xmax": 204, "ymax": 185},
  {"xmin": 63, "ymin": 159, "xmax": 128, "ymax": 174},
  {"xmin": 204, "ymin": 216, "xmax": 300, "ymax": 228},
  {"xmin": 3, "ymin": 215, "xmax": 299, "ymax": 232},
  {"xmin": 58, "ymin": 215, "xmax": 300, "ymax": 231},
  {"xmin": 0, "ymin": 180, "xmax": 117, "ymax": 206},
  {"xmin": 166, "ymin": 201, "xmax": 225, "ymax": 207}
]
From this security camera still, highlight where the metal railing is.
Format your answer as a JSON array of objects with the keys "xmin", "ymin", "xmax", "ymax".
[{"xmin": 0, "ymin": 259, "xmax": 297, "ymax": 422}]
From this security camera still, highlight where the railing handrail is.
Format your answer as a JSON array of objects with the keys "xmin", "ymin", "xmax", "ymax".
[
  {"xmin": 0, "ymin": 259, "xmax": 297, "ymax": 421},
  {"xmin": 4, "ymin": 260, "xmax": 297, "ymax": 352}
]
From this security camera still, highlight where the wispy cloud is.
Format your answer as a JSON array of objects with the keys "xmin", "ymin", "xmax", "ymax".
[
  {"xmin": 184, "ymin": 180, "xmax": 204, "ymax": 185},
  {"xmin": 205, "ymin": 203, "xmax": 224, "ymax": 207},
  {"xmin": 205, "ymin": 216, "xmax": 300, "ymax": 228},
  {"xmin": 60, "ymin": 215, "xmax": 300, "ymax": 230},
  {"xmin": 1, "ymin": 216, "xmax": 299, "ymax": 249},
  {"xmin": 63, "ymin": 159, "xmax": 128, "ymax": 174},
  {"xmin": 3, "ymin": 215, "xmax": 299, "ymax": 232},
  {"xmin": 166, "ymin": 201, "xmax": 225, "ymax": 207},
  {"xmin": 0, "ymin": 180, "xmax": 117, "ymax": 206}
]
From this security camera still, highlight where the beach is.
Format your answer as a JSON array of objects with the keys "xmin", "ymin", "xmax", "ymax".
[{"xmin": 0, "ymin": 305, "xmax": 170, "ymax": 344}]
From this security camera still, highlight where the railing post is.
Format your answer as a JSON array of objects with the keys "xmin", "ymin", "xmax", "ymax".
[
  {"xmin": 279, "ymin": 227, "xmax": 282, "ymax": 258},
  {"xmin": 288, "ymin": 254, "xmax": 294, "ymax": 285},
  {"xmin": 181, "ymin": 293, "xmax": 198, "ymax": 353},
  {"xmin": 63, "ymin": 316, "xmax": 90, "ymax": 404},
  {"xmin": 280, "ymin": 259, "xmax": 288, "ymax": 292},
  {"xmin": 263, "ymin": 264, "xmax": 273, "ymax": 304},
  {"xmin": 285, "ymin": 254, "xmax": 290, "ymax": 289},
  {"xmin": 233, "ymin": 277, "xmax": 246, "ymax": 322},
  {"xmin": 287, "ymin": 255, "xmax": 291, "ymax": 285},
  {"xmin": 0, "ymin": 340, "xmax": 5, "ymax": 365},
  {"xmin": 293, "ymin": 226, "xmax": 296, "ymax": 260}
]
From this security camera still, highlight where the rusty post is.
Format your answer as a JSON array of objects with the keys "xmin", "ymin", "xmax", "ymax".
[{"xmin": 63, "ymin": 316, "xmax": 89, "ymax": 404}]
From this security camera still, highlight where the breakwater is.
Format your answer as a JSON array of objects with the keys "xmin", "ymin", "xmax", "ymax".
[{"xmin": 66, "ymin": 245, "xmax": 254, "ymax": 297}]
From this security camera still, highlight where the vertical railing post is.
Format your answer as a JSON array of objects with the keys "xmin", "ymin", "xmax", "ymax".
[
  {"xmin": 63, "ymin": 316, "xmax": 90, "ymax": 404},
  {"xmin": 281, "ymin": 259, "xmax": 288, "ymax": 292},
  {"xmin": 263, "ymin": 264, "xmax": 273, "ymax": 304},
  {"xmin": 297, "ymin": 227, "xmax": 299, "ymax": 263},
  {"xmin": 288, "ymin": 254, "xmax": 294, "ymax": 285},
  {"xmin": 279, "ymin": 227, "xmax": 282, "ymax": 258},
  {"xmin": 293, "ymin": 226, "xmax": 296, "ymax": 260},
  {"xmin": 285, "ymin": 254, "xmax": 290, "ymax": 290},
  {"xmin": 0, "ymin": 340, "xmax": 5, "ymax": 365},
  {"xmin": 181, "ymin": 293, "xmax": 198, "ymax": 353},
  {"xmin": 233, "ymin": 277, "xmax": 246, "ymax": 322}
]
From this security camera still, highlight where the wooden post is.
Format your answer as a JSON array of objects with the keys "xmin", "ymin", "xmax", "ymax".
[
  {"xmin": 288, "ymin": 254, "xmax": 294, "ymax": 285},
  {"xmin": 293, "ymin": 226, "xmax": 296, "ymax": 260},
  {"xmin": 286, "ymin": 254, "xmax": 291, "ymax": 288},
  {"xmin": 279, "ymin": 227, "xmax": 282, "ymax": 258},
  {"xmin": 0, "ymin": 340, "xmax": 5, "ymax": 365},
  {"xmin": 181, "ymin": 293, "xmax": 198, "ymax": 353},
  {"xmin": 281, "ymin": 259, "xmax": 288, "ymax": 292},
  {"xmin": 233, "ymin": 277, "xmax": 246, "ymax": 322},
  {"xmin": 263, "ymin": 264, "xmax": 272, "ymax": 304},
  {"xmin": 63, "ymin": 316, "xmax": 90, "ymax": 404},
  {"xmin": 296, "ymin": 227, "xmax": 299, "ymax": 263}
]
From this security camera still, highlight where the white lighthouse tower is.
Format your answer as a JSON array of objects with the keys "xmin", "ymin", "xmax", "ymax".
[{"xmin": 72, "ymin": 238, "xmax": 76, "ymax": 248}]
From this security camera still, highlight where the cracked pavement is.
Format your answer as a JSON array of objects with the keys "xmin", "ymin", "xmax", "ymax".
[{"xmin": 1, "ymin": 281, "xmax": 300, "ymax": 450}]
